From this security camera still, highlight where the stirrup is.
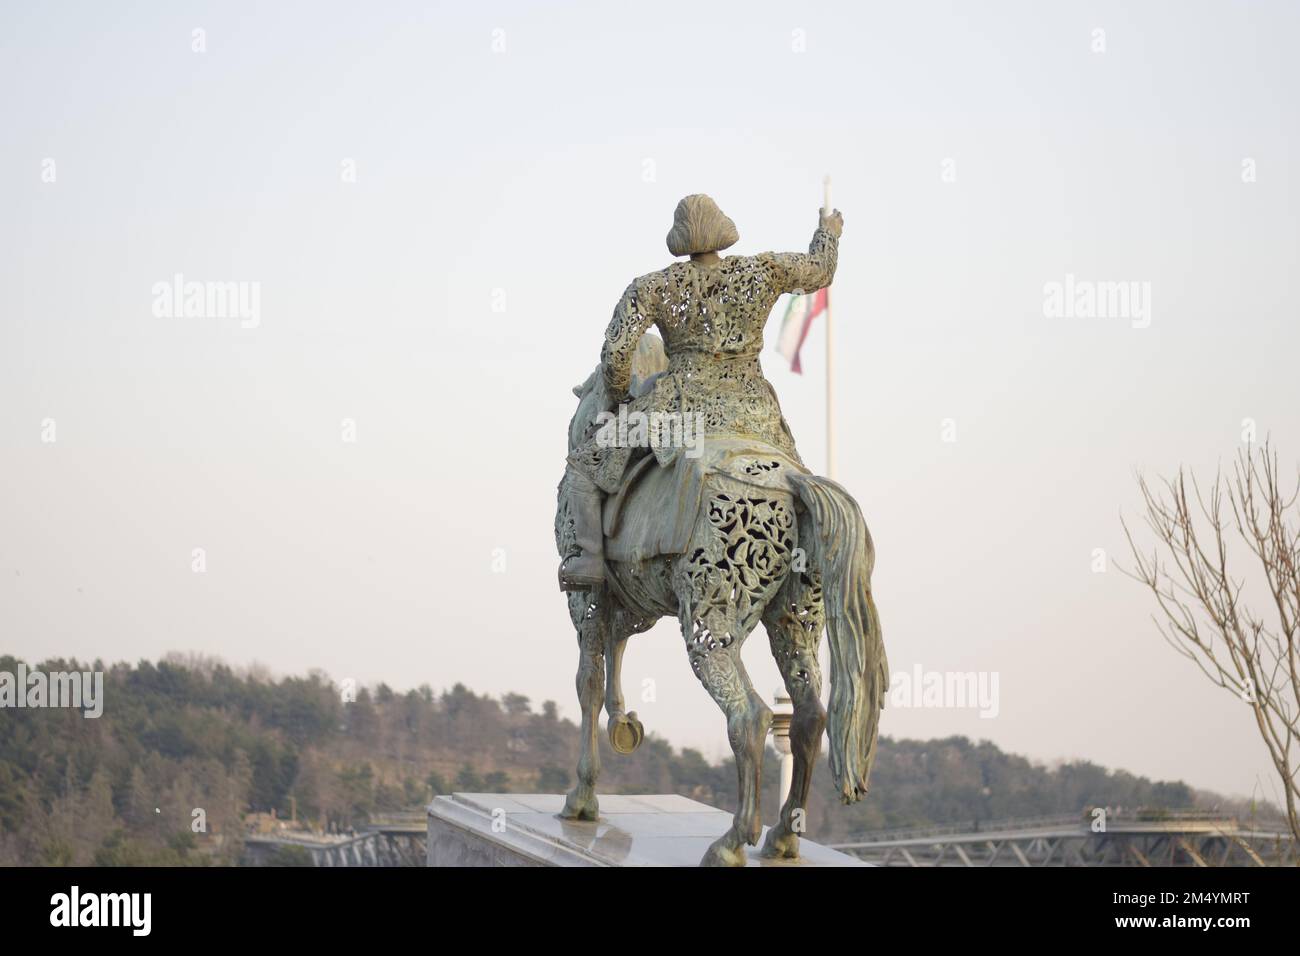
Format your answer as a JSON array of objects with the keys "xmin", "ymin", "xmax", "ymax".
[{"xmin": 558, "ymin": 555, "xmax": 605, "ymax": 592}]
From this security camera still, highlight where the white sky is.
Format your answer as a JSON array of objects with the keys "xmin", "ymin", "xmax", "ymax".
[{"xmin": 2, "ymin": 1, "xmax": 1298, "ymax": 803}]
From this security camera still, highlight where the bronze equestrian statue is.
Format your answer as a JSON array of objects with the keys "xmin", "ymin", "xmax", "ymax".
[{"xmin": 554, "ymin": 194, "xmax": 887, "ymax": 866}]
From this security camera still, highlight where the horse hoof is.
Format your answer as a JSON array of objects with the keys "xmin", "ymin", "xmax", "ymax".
[
  {"xmin": 761, "ymin": 826, "xmax": 800, "ymax": 860},
  {"xmin": 559, "ymin": 787, "xmax": 599, "ymax": 821},
  {"xmin": 608, "ymin": 712, "xmax": 644, "ymax": 754},
  {"xmin": 699, "ymin": 834, "xmax": 747, "ymax": 868}
]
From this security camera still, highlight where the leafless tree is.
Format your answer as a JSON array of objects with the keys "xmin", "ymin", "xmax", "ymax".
[{"xmin": 1123, "ymin": 441, "xmax": 1299, "ymax": 841}]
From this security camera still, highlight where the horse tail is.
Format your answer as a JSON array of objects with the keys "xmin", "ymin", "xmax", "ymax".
[{"xmin": 789, "ymin": 473, "xmax": 888, "ymax": 804}]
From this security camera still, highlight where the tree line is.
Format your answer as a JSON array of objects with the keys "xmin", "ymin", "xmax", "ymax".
[{"xmin": 0, "ymin": 653, "xmax": 1271, "ymax": 865}]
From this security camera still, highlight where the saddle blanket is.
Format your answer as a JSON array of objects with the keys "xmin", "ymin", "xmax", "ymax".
[{"xmin": 602, "ymin": 435, "xmax": 810, "ymax": 564}]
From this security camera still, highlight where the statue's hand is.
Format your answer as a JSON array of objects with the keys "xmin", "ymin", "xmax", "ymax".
[{"xmin": 819, "ymin": 207, "xmax": 843, "ymax": 238}]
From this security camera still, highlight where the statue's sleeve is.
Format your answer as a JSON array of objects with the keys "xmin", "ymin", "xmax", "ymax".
[
  {"xmin": 765, "ymin": 227, "xmax": 839, "ymax": 295},
  {"xmin": 600, "ymin": 279, "xmax": 653, "ymax": 401}
]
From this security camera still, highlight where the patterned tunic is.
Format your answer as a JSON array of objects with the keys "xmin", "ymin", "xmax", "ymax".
[{"xmin": 570, "ymin": 227, "xmax": 839, "ymax": 493}]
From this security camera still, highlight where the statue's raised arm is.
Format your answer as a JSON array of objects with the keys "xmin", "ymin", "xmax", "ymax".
[{"xmin": 762, "ymin": 207, "xmax": 844, "ymax": 296}]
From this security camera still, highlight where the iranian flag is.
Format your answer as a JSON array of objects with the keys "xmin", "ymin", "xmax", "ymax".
[{"xmin": 775, "ymin": 288, "xmax": 828, "ymax": 374}]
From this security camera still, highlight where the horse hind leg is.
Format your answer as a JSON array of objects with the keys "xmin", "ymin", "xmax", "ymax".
[
  {"xmin": 675, "ymin": 486, "xmax": 796, "ymax": 866},
  {"xmin": 560, "ymin": 591, "xmax": 604, "ymax": 821},
  {"xmin": 761, "ymin": 570, "xmax": 827, "ymax": 860},
  {"xmin": 688, "ymin": 636, "xmax": 769, "ymax": 866}
]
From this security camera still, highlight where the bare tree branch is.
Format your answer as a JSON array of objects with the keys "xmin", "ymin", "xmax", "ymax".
[{"xmin": 1122, "ymin": 440, "xmax": 1300, "ymax": 842}]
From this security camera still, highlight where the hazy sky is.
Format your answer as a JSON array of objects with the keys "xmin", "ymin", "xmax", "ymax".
[{"xmin": 3, "ymin": 1, "xmax": 1298, "ymax": 803}]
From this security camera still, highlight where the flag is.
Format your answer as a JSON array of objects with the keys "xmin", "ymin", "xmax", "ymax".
[{"xmin": 775, "ymin": 288, "xmax": 828, "ymax": 374}]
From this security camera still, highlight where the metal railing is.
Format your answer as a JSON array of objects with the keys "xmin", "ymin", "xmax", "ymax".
[{"xmin": 830, "ymin": 809, "xmax": 1284, "ymax": 849}]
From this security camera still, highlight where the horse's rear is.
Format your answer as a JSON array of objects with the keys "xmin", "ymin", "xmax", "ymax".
[{"xmin": 602, "ymin": 453, "xmax": 885, "ymax": 865}]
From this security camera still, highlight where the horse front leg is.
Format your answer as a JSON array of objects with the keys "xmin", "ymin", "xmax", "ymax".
[
  {"xmin": 604, "ymin": 629, "xmax": 644, "ymax": 754},
  {"xmin": 560, "ymin": 592, "xmax": 605, "ymax": 821}
]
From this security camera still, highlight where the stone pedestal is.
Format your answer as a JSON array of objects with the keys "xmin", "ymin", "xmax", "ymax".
[{"xmin": 427, "ymin": 792, "xmax": 869, "ymax": 867}]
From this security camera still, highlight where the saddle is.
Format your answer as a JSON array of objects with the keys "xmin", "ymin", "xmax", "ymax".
[{"xmin": 602, "ymin": 435, "xmax": 810, "ymax": 563}]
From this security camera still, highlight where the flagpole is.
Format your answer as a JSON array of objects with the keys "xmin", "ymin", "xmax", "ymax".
[{"xmin": 823, "ymin": 175, "xmax": 835, "ymax": 480}]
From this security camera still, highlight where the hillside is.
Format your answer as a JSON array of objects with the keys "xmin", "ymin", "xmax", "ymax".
[{"xmin": 0, "ymin": 653, "xmax": 1273, "ymax": 865}]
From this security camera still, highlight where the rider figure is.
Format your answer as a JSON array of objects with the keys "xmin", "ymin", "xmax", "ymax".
[{"xmin": 559, "ymin": 194, "xmax": 842, "ymax": 591}]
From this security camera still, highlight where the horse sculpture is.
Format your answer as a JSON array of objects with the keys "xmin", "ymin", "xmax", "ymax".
[{"xmin": 553, "ymin": 195, "xmax": 887, "ymax": 866}]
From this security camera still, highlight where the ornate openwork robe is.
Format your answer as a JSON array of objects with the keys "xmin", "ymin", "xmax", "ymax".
[{"xmin": 568, "ymin": 227, "xmax": 839, "ymax": 494}]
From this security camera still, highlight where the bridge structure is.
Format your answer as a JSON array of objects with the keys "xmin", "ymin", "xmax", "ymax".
[
  {"xmin": 242, "ymin": 812, "xmax": 426, "ymax": 867},
  {"xmin": 830, "ymin": 811, "xmax": 1297, "ymax": 867},
  {"xmin": 240, "ymin": 807, "xmax": 1296, "ymax": 867}
]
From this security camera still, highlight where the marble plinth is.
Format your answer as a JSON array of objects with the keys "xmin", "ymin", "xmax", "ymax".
[{"xmin": 426, "ymin": 792, "xmax": 869, "ymax": 867}]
